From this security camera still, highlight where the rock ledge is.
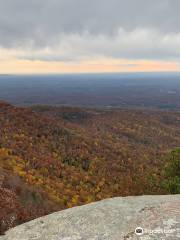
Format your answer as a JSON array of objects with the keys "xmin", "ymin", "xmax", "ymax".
[{"xmin": 0, "ymin": 195, "xmax": 180, "ymax": 240}]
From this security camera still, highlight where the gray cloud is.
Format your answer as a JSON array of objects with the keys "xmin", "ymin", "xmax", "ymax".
[
  {"xmin": 12, "ymin": 29, "xmax": 180, "ymax": 62},
  {"xmin": 0, "ymin": 0, "xmax": 180, "ymax": 61}
]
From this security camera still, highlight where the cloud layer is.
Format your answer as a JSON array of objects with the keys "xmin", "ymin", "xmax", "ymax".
[{"xmin": 0, "ymin": 0, "xmax": 180, "ymax": 65}]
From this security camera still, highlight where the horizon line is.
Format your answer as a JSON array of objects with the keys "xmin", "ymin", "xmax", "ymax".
[{"xmin": 1, "ymin": 71, "xmax": 180, "ymax": 76}]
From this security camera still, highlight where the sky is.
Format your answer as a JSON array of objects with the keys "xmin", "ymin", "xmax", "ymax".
[{"xmin": 0, "ymin": 0, "xmax": 180, "ymax": 74}]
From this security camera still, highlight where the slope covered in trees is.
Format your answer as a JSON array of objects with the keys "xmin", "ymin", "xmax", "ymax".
[{"xmin": 0, "ymin": 101, "xmax": 180, "ymax": 234}]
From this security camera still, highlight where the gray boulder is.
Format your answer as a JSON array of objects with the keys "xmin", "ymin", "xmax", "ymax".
[{"xmin": 0, "ymin": 195, "xmax": 180, "ymax": 240}]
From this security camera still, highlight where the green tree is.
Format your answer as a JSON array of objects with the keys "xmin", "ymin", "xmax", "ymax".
[{"xmin": 163, "ymin": 148, "xmax": 180, "ymax": 194}]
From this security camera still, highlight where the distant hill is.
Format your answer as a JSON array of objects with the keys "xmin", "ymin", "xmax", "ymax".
[{"xmin": 0, "ymin": 101, "xmax": 180, "ymax": 234}]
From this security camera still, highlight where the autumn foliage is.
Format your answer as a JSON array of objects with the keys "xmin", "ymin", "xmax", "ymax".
[{"xmin": 0, "ymin": 101, "xmax": 180, "ymax": 234}]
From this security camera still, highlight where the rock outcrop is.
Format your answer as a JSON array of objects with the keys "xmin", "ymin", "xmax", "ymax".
[{"xmin": 0, "ymin": 195, "xmax": 180, "ymax": 240}]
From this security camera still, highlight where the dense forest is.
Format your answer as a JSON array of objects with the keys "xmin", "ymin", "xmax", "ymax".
[{"xmin": 0, "ymin": 101, "xmax": 180, "ymax": 234}]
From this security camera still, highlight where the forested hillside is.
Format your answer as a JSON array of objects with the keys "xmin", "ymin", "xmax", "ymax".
[{"xmin": 0, "ymin": 101, "xmax": 180, "ymax": 234}]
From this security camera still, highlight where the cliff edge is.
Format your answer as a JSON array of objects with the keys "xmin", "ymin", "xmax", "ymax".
[{"xmin": 0, "ymin": 195, "xmax": 180, "ymax": 240}]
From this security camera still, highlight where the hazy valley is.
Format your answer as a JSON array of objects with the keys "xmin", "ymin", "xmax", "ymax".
[{"xmin": 1, "ymin": 73, "xmax": 180, "ymax": 110}]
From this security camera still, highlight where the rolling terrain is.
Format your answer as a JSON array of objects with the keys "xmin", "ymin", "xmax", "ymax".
[{"xmin": 0, "ymin": 101, "xmax": 180, "ymax": 234}]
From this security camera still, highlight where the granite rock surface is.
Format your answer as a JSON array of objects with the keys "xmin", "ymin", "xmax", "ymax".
[{"xmin": 0, "ymin": 195, "xmax": 180, "ymax": 240}]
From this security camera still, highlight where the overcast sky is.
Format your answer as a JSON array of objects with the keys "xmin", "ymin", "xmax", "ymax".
[{"xmin": 0, "ymin": 0, "xmax": 180, "ymax": 73}]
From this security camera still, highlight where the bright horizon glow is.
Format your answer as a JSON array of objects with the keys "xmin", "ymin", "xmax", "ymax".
[{"xmin": 1, "ymin": 58, "xmax": 180, "ymax": 74}]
